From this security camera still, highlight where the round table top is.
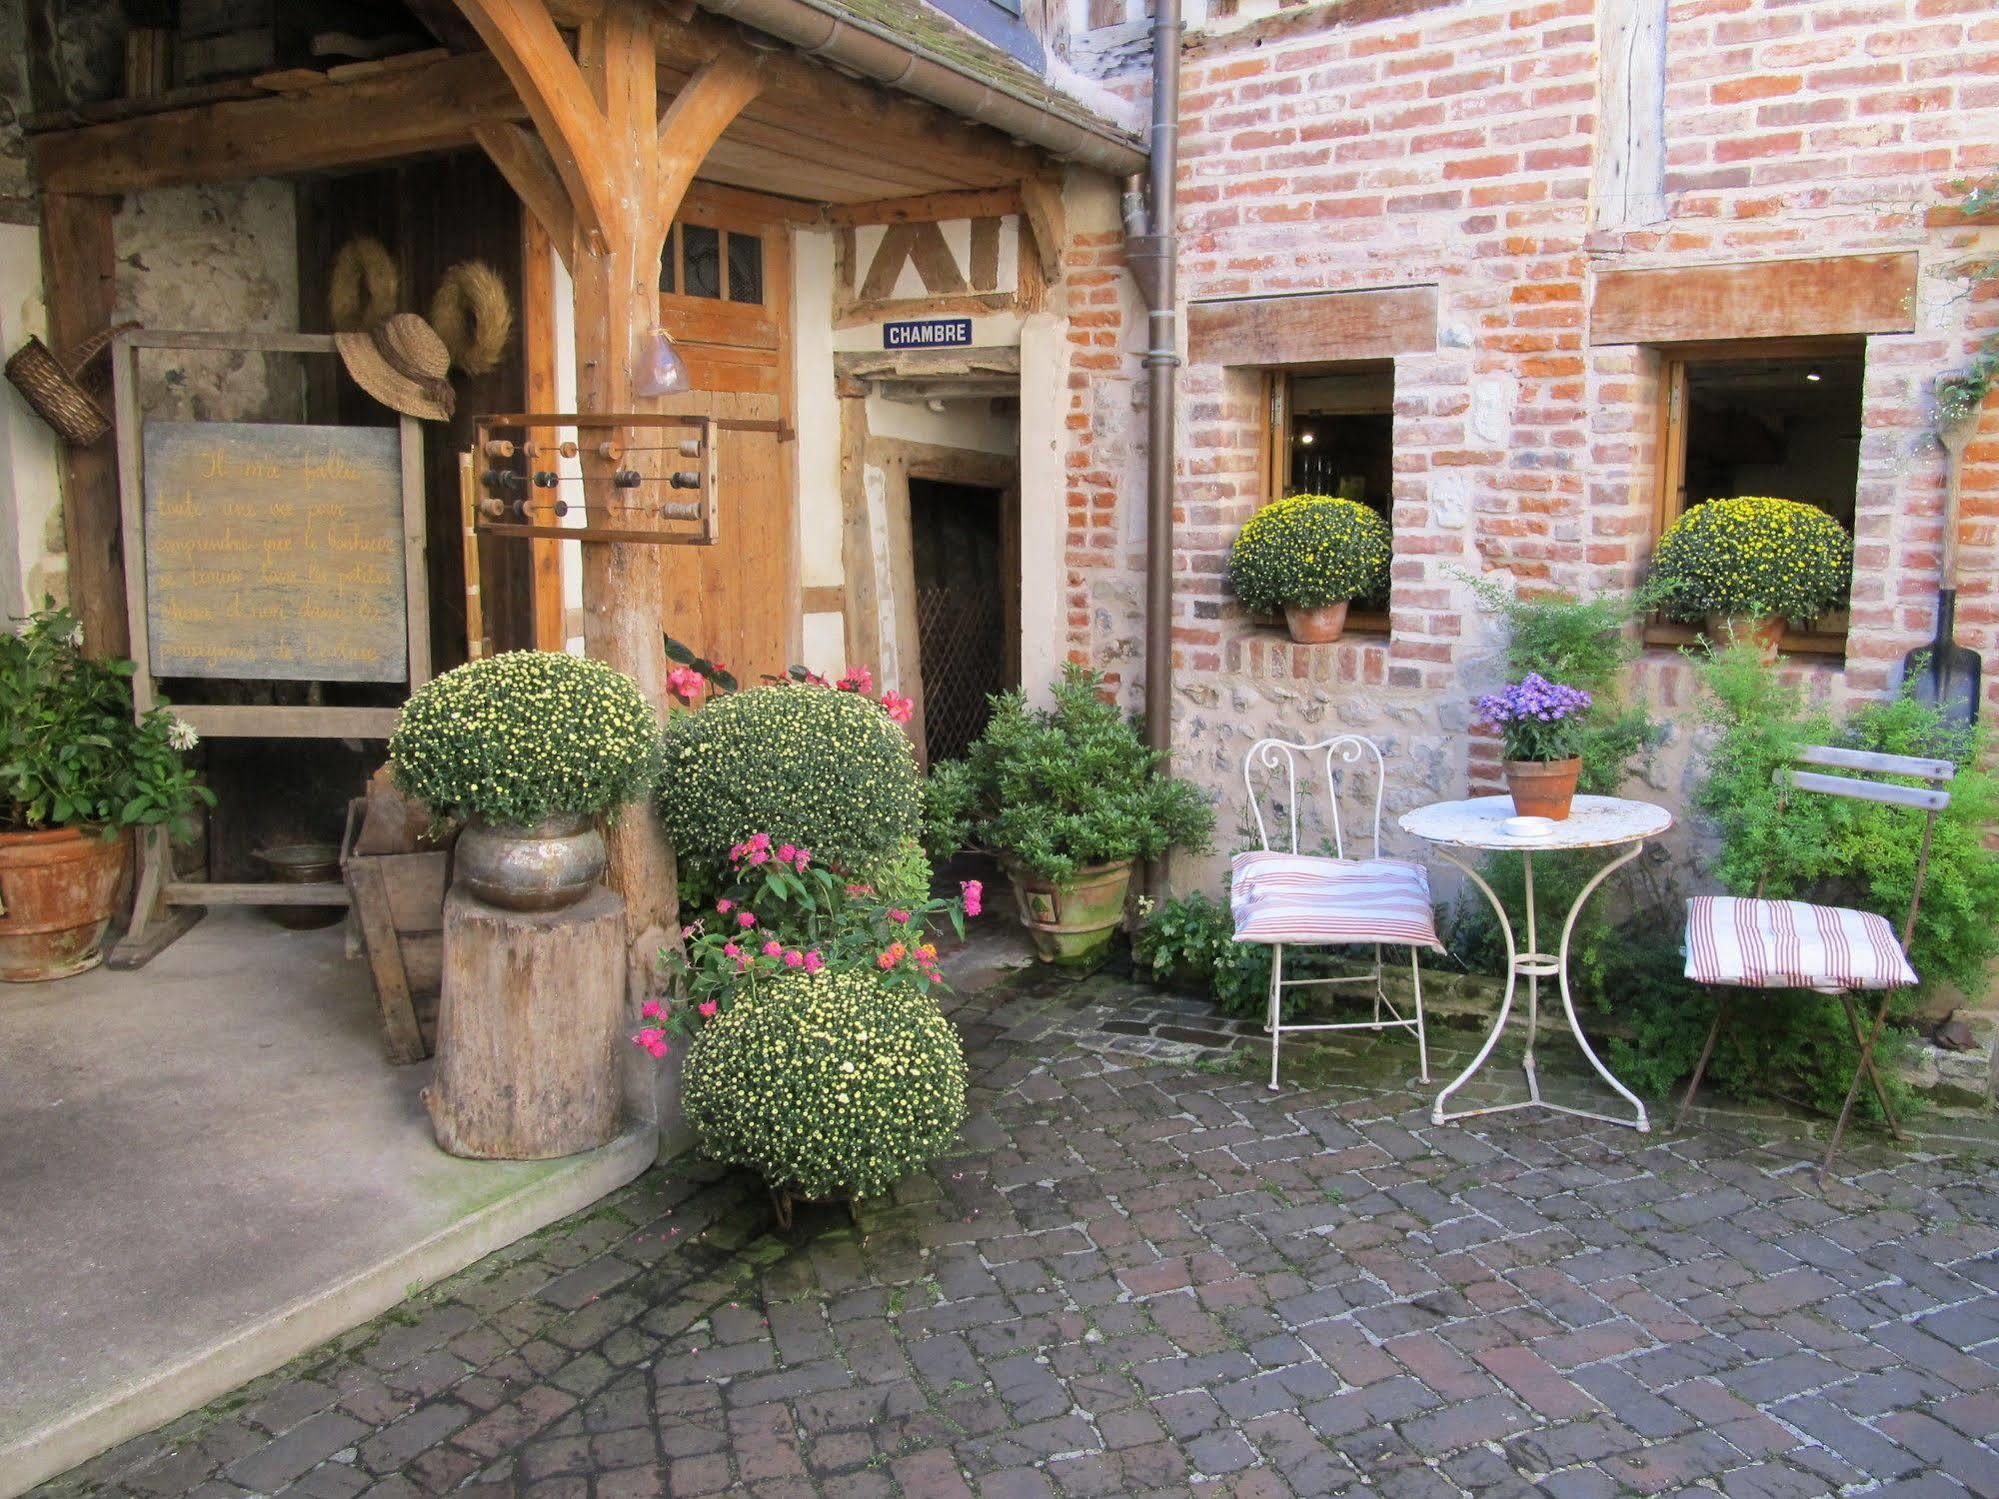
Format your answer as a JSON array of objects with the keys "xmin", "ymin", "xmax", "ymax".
[{"xmin": 1398, "ymin": 794, "xmax": 1674, "ymax": 852}]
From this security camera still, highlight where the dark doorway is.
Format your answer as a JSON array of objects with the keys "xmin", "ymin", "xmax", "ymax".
[{"xmin": 911, "ymin": 478, "xmax": 1011, "ymax": 764}]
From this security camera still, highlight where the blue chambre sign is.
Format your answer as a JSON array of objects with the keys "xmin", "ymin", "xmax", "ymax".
[{"xmin": 882, "ymin": 317, "xmax": 973, "ymax": 350}]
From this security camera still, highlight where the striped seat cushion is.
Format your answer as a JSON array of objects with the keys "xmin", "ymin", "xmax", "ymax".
[
  {"xmin": 1683, "ymin": 896, "xmax": 1917, "ymax": 993},
  {"xmin": 1230, "ymin": 852, "xmax": 1442, "ymax": 949}
]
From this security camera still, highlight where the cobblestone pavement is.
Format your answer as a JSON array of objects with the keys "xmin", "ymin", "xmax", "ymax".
[{"xmin": 40, "ymin": 962, "xmax": 1999, "ymax": 1499}]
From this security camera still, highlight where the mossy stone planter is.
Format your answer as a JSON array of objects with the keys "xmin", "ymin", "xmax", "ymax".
[{"xmin": 1005, "ymin": 858, "xmax": 1133, "ymax": 964}]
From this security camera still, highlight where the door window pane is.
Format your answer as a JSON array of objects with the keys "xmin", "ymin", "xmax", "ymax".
[
  {"xmin": 726, "ymin": 232, "xmax": 764, "ymax": 305},
  {"xmin": 681, "ymin": 224, "xmax": 721, "ymax": 299}
]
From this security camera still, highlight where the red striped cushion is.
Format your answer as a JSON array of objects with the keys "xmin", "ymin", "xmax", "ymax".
[
  {"xmin": 1683, "ymin": 896, "xmax": 1917, "ymax": 992},
  {"xmin": 1231, "ymin": 854, "xmax": 1442, "ymax": 949}
]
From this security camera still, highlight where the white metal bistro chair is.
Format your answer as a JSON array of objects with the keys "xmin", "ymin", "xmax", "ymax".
[
  {"xmin": 1676, "ymin": 744, "xmax": 1953, "ymax": 1178},
  {"xmin": 1232, "ymin": 735, "xmax": 1443, "ymax": 1091}
]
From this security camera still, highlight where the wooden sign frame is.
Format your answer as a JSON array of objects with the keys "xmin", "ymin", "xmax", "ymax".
[{"xmin": 108, "ymin": 329, "xmax": 430, "ymax": 963}]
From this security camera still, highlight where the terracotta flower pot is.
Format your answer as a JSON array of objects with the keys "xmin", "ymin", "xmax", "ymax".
[
  {"xmin": 1004, "ymin": 858, "xmax": 1133, "ymax": 964},
  {"xmin": 0, "ymin": 825, "xmax": 131, "ymax": 982},
  {"xmin": 1708, "ymin": 613, "xmax": 1785, "ymax": 664},
  {"xmin": 1504, "ymin": 758, "xmax": 1583, "ymax": 821},
  {"xmin": 1284, "ymin": 601, "xmax": 1350, "ymax": 644}
]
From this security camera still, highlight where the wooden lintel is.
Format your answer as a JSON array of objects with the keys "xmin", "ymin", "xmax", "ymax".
[
  {"xmin": 472, "ymin": 122, "xmax": 575, "ymax": 270},
  {"xmin": 827, "ymin": 185, "xmax": 1024, "ymax": 228},
  {"xmin": 1591, "ymin": 253, "xmax": 1921, "ymax": 344},
  {"xmin": 1188, "ymin": 286, "xmax": 1440, "ymax": 366},
  {"xmin": 31, "ymin": 49, "xmax": 524, "ymax": 194},
  {"xmin": 1017, "ymin": 175, "xmax": 1064, "ymax": 282}
]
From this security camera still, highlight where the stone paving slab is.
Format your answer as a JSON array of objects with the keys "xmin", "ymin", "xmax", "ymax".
[{"xmin": 33, "ymin": 960, "xmax": 1999, "ymax": 1499}]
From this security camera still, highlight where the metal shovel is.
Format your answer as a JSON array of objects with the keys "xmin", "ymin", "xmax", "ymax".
[{"xmin": 1896, "ymin": 408, "xmax": 1982, "ymax": 729}]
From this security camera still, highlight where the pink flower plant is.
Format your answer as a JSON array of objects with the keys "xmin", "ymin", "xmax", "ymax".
[
  {"xmin": 633, "ymin": 1028, "xmax": 669, "ymax": 1059},
  {"xmin": 961, "ymin": 880, "xmax": 984, "ymax": 918},
  {"xmin": 803, "ymin": 950, "xmax": 825, "ymax": 974},
  {"xmin": 881, "ymin": 690, "xmax": 914, "ymax": 724},
  {"xmin": 888, "ymin": 908, "xmax": 911, "ymax": 924},
  {"xmin": 762, "ymin": 939, "xmax": 783, "ymax": 957},
  {"xmin": 784, "ymin": 949, "xmax": 804, "ymax": 968},
  {"xmin": 737, "ymin": 911, "xmax": 756, "ymax": 928},
  {"xmin": 697, "ymin": 999, "xmax": 719, "ymax": 1019},
  {"xmin": 666, "ymin": 665, "xmax": 705, "ymax": 705},
  {"xmin": 717, "ymin": 898, "xmax": 734, "ymax": 914},
  {"xmin": 641, "ymin": 999, "xmax": 667, "ymax": 1020}
]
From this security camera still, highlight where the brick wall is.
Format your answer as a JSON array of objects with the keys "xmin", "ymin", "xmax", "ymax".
[{"xmin": 1056, "ymin": 0, "xmax": 1999, "ymax": 890}]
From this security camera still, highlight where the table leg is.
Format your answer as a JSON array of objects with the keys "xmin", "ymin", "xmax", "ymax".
[
  {"xmin": 1553, "ymin": 840, "xmax": 1650, "ymax": 1131},
  {"xmin": 1431, "ymin": 848, "xmax": 1521, "ymax": 1125}
]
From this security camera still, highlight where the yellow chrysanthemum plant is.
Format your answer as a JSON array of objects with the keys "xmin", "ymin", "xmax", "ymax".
[
  {"xmin": 390, "ymin": 651, "xmax": 661, "ymax": 826},
  {"xmin": 1228, "ymin": 494, "xmax": 1393, "ymax": 614},
  {"xmin": 682, "ymin": 966, "xmax": 968, "ymax": 1216},
  {"xmin": 1651, "ymin": 496, "xmax": 1853, "ymax": 627}
]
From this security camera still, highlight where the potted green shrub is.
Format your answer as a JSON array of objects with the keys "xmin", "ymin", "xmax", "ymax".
[
  {"xmin": 1, "ymin": 603, "xmax": 211, "ymax": 981},
  {"xmin": 926, "ymin": 664, "xmax": 1213, "ymax": 962},
  {"xmin": 1652, "ymin": 496, "xmax": 1852, "ymax": 660},
  {"xmin": 1227, "ymin": 493, "xmax": 1392, "ymax": 643},
  {"xmin": 682, "ymin": 966, "xmax": 968, "ymax": 1227},
  {"xmin": 390, "ymin": 651, "xmax": 659, "ymax": 912}
]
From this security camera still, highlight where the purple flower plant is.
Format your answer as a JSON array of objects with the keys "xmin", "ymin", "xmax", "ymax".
[{"xmin": 1474, "ymin": 672, "xmax": 1594, "ymax": 763}]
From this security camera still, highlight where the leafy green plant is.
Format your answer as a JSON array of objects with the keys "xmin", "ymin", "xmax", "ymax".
[
  {"xmin": 683, "ymin": 967, "xmax": 968, "ymax": 1200},
  {"xmin": 1132, "ymin": 890, "xmax": 1271, "ymax": 1017},
  {"xmin": 391, "ymin": 650, "xmax": 659, "ymax": 825},
  {"xmin": 1227, "ymin": 494, "xmax": 1392, "ymax": 613},
  {"xmin": 649, "ymin": 834, "xmax": 970, "ymax": 1028},
  {"xmin": 925, "ymin": 664, "xmax": 1213, "ymax": 884},
  {"xmin": 1456, "ymin": 573, "xmax": 1664, "ymax": 793},
  {"xmin": 1936, "ymin": 176, "xmax": 1998, "ymax": 429},
  {"xmin": 0, "ymin": 602, "xmax": 212, "ymax": 834},
  {"xmin": 856, "ymin": 837, "xmax": 935, "ymax": 909},
  {"xmin": 1692, "ymin": 643, "xmax": 1999, "ymax": 993},
  {"xmin": 658, "ymin": 681, "xmax": 922, "ymax": 883},
  {"xmin": 1652, "ymin": 496, "xmax": 1852, "ymax": 624}
]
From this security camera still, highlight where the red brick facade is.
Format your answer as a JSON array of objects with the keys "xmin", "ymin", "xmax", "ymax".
[{"xmin": 1059, "ymin": 0, "xmax": 1999, "ymax": 878}]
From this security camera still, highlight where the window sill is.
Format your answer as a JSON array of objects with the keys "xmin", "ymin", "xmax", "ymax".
[{"xmin": 1641, "ymin": 615, "xmax": 1848, "ymax": 663}]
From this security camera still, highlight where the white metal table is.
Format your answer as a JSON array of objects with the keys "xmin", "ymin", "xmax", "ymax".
[{"xmin": 1399, "ymin": 795, "xmax": 1673, "ymax": 1132}]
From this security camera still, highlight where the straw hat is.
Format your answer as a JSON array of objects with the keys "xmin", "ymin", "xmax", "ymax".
[{"xmin": 336, "ymin": 313, "xmax": 455, "ymax": 422}]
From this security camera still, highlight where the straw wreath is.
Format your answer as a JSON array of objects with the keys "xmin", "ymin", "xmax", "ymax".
[
  {"xmin": 328, "ymin": 236, "xmax": 399, "ymax": 332},
  {"xmin": 430, "ymin": 259, "xmax": 513, "ymax": 376}
]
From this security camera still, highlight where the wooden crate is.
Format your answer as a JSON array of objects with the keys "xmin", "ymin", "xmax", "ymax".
[{"xmin": 341, "ymin": 801, "xmax": 448, "ymax": 1064}]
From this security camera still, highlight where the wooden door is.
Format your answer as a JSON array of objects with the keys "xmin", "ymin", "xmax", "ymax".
[{"xmin": 654, "ymin": 192, "xmax": 796, "ymax": 684}]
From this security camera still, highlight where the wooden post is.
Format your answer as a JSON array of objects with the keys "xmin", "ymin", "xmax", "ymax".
[
  {"xmin": 457, "ymin": 0, "xmax": 767, "ymax": 983},
  {"xmin": 427, "ymin": 886, "xmax": 629, "ymax": 1158},
  {"xmin": 39, "ymin": 193, "xmax": 126, "ymax": 659}
]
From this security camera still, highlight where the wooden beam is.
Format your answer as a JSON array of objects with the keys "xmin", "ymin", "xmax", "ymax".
[
  {"xmin": 519, "ymin": 209, "xmax": 567, "ymax": 653},
  {"xmin": 450, "ymin": 0, "xmax": 614, "ymax": 250},
  {"xmin": 650, "ymin": 48, "xmax": 765, "ymax": 271},
  {"xmin": 1591, "ymin": 254, "xmax": 1920, "ymax": 344},
  {"xmin": 826, "ymin": 184, "xmax": 1023, "ymax": 228},
  {"xmin": 1188, "ymin": 285, "xmax": 1439, "ymax": 366},
  {"xmin": 31, "ymin": 50, "xmax": 525, "ymax": 194},
  {"xmin": 1017, "ymin": 174, "xmax": 1064, "ymax": 282},
  {"xmin": 40, "ymin": 194, "xmax": 126, "ymax": 659},
  {"xmin": 472, "ymin": 122, "xmax": 575, "ymax": 269}
]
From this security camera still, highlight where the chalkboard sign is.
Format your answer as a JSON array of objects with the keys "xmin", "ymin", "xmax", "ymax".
[{"xmin": 142, "ymin": 420, "xmax": 408, "ymax": 682}]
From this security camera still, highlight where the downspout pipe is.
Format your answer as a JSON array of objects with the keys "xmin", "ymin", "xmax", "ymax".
[{"xmin": 1124, "ymin": 0, "xmax": 1181, "ymax": 764}]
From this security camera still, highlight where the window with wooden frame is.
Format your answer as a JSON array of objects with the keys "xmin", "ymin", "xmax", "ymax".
[
  {"xmin": 659, "ymin": 222, "xmax": 766, "ymax": 306},
  {"xmin": 1258, "ymin": 361, "xmax": 1396, "ymax": 636},
  {"xmin": 1647, "ymin": 338, "xmax": 1865, "ymax": 658}
]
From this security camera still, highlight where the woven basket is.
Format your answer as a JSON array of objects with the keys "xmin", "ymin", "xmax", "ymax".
[{"xmin": 4, "ymin": 323, "xmax": 136, "ymax": 446}]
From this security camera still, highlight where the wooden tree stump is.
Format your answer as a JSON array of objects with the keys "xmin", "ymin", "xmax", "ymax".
[{"xmin": 427, "ymin": 885, "xmax": 629, "ymax": 1160}]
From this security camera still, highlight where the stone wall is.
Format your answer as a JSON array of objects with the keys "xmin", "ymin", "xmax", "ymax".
[{"xmin": 1057, "ymin": 0, "xmax": 1999, "ymax": 902}]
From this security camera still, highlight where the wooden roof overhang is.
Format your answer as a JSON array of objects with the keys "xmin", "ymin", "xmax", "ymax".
[{"xmin": 28, "ymin": 12, "xmax": 1047, "ymax": 206}]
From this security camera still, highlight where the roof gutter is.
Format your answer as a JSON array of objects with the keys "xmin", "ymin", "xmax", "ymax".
[{"xmin": 698, "ymin": 0, "xmax": 1149, "ymax": 177}]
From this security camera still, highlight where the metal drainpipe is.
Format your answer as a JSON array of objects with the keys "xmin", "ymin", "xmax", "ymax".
[{"xmin": 1127, "ymin": 0, "xmax": 1182, "ymax": 764}]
